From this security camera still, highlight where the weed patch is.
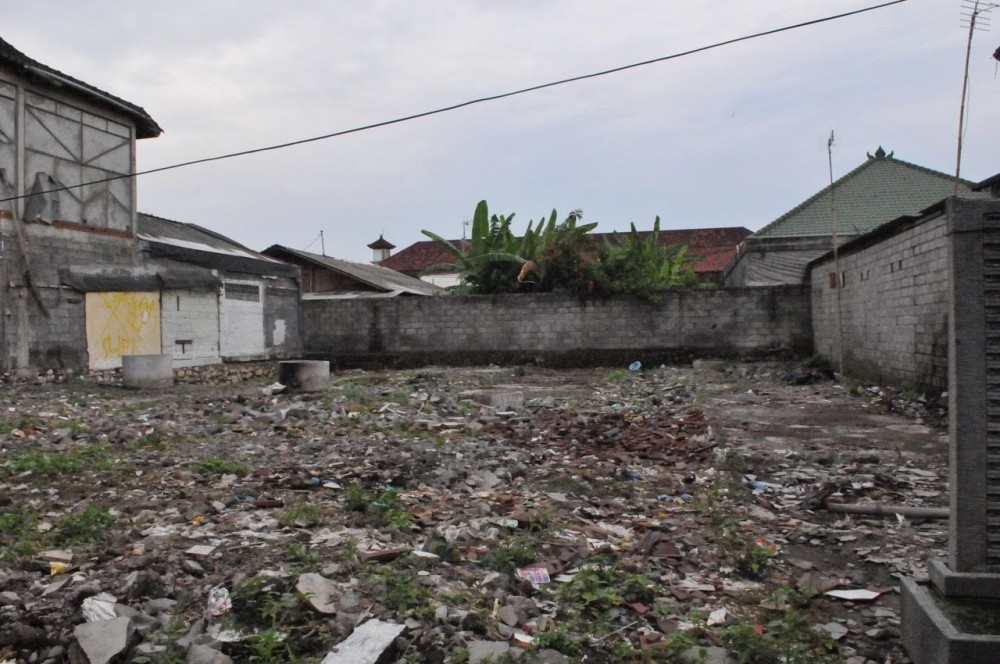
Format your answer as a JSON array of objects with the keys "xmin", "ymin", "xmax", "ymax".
[
  {"xmin": 55, "ymin": 504, "xmax": 115, "ymax": 545},
  {"xmin": 484, "ymin": 535, "xmax": 539, "ymax": 573},
  {"xmin": 279, "ymin": 501, "xmax": 321, "ymax": 529},
  {"xmin": 342, "ymin": 482, "xmax": 413, "ymax": 528},
  {"xmin": 225, "ymin": 575, "xmax": 327, "ymax": 662},
  {"xmin": 1, "ymin": 445, "xmax": 113, "ymax": 478},
  {"xmin": 196, "ymin": 457, "xmax": 248, "ymax": 477},
  {"xmin": 370, "ymin": 566, "xmax": 432, "ymax": 617}
]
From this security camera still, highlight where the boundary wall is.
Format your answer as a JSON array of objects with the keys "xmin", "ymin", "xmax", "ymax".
[{"xmin": 303, "ymin": 287, "xmax": 812, "ymax": 367}]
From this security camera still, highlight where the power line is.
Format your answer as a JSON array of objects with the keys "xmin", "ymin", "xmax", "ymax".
[{"xmin": 1, "ymin": 0, "xmax": 907, "ymax": 207}]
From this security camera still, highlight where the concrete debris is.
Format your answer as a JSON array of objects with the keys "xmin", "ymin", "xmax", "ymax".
[
  {"xmin": 468, "ymin": 640, "xmax": 515, "ymax": 663},
  {"xmin": 185, "ymin": 643, "xmax": 234, "ymax": 664},
  {"xmin": 321, "ymin": 619, "xmax": 405, "ymax": 663},
  {"xmin": 72, "ymin": 617, "xmax": 133, "ymax": 664},
  {"xmin": 296, "ymin": 573, "xmax": 339, "ymax": 614},
  {"xmin": 0, "ymin": 362, "xmax": 946, "ymax": 662}
]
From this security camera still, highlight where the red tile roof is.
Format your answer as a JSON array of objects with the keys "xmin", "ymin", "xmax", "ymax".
[{"xmin": 380, "ymin": 227, "xmax": 751, "ymax": 278}]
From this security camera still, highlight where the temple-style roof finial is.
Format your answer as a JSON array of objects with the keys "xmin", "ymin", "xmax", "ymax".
[{"xmin": 867, "ymin": 146, "xmax": 893, "ymax": 160}]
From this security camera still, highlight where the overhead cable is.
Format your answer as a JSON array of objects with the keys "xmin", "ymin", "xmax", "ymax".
[{"xmin": 0, "ymin": 0, "xmax": 907, "ymax": 206}]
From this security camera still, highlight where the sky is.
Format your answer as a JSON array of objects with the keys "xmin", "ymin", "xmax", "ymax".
[{"xmin": 4, "ymin": 1, "xmax": 1000, "ymax": 263}]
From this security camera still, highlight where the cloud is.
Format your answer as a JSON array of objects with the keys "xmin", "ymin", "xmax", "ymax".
[{"xmin": 4, "ymin": 1, "xmax": 999, "ymax": 262}]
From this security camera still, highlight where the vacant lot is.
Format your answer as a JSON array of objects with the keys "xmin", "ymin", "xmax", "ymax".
[{"xmin": 0, "ymin": 361, "xmax": 945, "ymax": 663}]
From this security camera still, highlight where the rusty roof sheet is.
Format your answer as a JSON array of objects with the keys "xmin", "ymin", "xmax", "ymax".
[
  {"xmin": 264, "ymin": 245, "xmax": 441, "ymax": 296},
  {"xmin": 380, "ymin": 227, "xmax": 751, "ymax": 276}
]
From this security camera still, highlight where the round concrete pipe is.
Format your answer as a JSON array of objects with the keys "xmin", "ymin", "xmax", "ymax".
[
  {"xmin": 122, "ymin": 354, "xmax": 174, "ymax": 389},
  {"xmin": 278, "ymin": 360, "xmax": 330, "ymax": 392}
]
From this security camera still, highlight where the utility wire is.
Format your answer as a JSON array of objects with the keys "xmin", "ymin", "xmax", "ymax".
[{"xmin": 1, "ymin": 0, "xmax": 907, "ymax": 206}]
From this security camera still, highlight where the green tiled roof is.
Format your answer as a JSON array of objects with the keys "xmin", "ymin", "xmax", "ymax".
[{"xmin": 755, "ymin": 148, "xmax": 984, "ymax": 238}]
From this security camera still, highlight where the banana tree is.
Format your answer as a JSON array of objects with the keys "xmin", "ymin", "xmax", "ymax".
[{"xmin": 421, "ymin": 200, "xmax": 525, "ymax": 293}]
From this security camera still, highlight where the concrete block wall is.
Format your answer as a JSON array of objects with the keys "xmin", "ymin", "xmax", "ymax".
[
  {"xmin": 810, "ymin": 211, "xmax": 949, "ymax": 390},
  {"xmin": 160, "ymin": 289, "xmax": 221, "ymax": 368},
  {"xmin": 4, "ymin": 225, "xmax": 136, "ymax": 370},
  {"xmin": 303, "ymin": 287, "xmax": 812, "ymax": 364},
  {"xmin": 264, "ymin": 283, "xmax": 302, "ymax": 357}
]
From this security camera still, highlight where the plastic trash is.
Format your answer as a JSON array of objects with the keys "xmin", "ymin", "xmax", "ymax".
[
  {"xmin": 628, "ymin": 361, "xmax": 642, "ymax": 371},
  {"xmin": 82, "ymin": 592, "xmax": 118, "ymax": 622},
  {"xmin": 741, "ymin": 474, "xmax": 782, "ymax": 495},
  {"xmin": 207, "ymin": 587, "xmax": 232, "ymax": 617},
  {"xmin": 516, "ymin": 567, "xmax": 551, "ymax": 586}
]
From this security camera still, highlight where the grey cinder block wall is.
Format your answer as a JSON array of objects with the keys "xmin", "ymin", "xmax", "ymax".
[
  {"xmin": 809, "ymin": 204, "xmax": 951, "ymax": 391},
  {"xmin": 3, "ymin": 224, "xmax": 139, "ymax": 369},
  {"xmin": 303, "ymin": 287, "xmax": 812, "ymax": 365}
]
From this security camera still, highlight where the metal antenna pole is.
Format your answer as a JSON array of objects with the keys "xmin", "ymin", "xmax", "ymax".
[
  {"xmin": 320, "ymin": 230, "xmax": 325, "ymax": 256},
  {"xmin": 956, "ymin": 0, "xmax": 996, "ymax": 193},
  {"xmin": 828, "ymin": 130, "xmax": 844, "ymax": 376}
]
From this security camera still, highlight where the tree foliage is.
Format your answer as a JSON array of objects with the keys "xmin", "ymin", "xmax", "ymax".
[
  {"xmin": 421, "ymin": 201, "xmax": 699, "ymax": 295},
  {"xmin": 421, "ymin": 200, "xmax": 523, "ymax": 294},
  {"xmin": 591, "ymin": 217, "xmax": 699, "ymax": 295}
]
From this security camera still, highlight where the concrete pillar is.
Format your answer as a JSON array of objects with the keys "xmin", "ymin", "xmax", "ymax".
[
  {"xmin": 901, "ymin": 198, "xmax": 1000, "ymax": 663},
  {"xmin": 947, "ymin": 197, "xmax": 1000, "ymax": 573},
  {"xmin": 278, "ymin": 360, "xmax": 330, "ymax": 392}
]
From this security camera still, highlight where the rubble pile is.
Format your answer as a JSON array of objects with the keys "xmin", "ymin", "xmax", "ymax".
[{"xmin": 0, "ymin": 362, "xmax": 946, "ymax": 663}]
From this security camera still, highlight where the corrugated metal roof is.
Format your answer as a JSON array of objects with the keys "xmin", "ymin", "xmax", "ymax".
[
  {"xmin": 263, "ymin": 245, "xmax": 441, "ymax": 296},
  {"xmin": 755, "ymin": 149, "xmax": 987, "ymax": 239},
  {"xmin": 138, "ymin": 213, "xmax": 299, "ymax": 279},
  {"xmin": 138, "ymin": 213, "xmax": 277, "ymax": 260},
  {"xmin": 0, "ymin": 37, "xmax": 161, "ymax": 139}
]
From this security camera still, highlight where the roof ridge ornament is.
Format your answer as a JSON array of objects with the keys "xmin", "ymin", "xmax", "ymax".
[{"xmin": 866, "ymin": 146, "xmax": 893, "ymax": 160}]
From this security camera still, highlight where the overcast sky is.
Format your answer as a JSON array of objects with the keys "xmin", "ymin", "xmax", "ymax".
[{"xmin": 5, "ymin": 1, "xmax": 999, "ymax": 262}]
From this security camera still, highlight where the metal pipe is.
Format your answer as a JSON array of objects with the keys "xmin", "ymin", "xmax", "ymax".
[{"xmin": 826, "ymin": 502, "xmax": 949, "ymax": 520}]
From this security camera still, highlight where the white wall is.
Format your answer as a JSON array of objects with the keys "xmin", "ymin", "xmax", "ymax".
[{"xmin": 160, "ymin": 289, "xmax": 220, "ymax": 367}]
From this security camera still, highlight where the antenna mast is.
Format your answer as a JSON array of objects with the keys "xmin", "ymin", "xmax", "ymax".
[
  {"xmin": 828, "ymin": 130, "xmax": 844, "ymax": 376},
  {"xmin": 955, "ymin": 0, "xmax": 996, "ymax": 194}
]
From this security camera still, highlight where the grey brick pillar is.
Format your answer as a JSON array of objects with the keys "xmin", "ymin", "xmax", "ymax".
[{"xmin": 947, "ymin": 196, "xmax": 1000, "ymax": 573}]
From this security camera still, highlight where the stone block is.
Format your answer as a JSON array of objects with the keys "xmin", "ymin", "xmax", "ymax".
[{"xmin": 122, "ymin": 354, "xmax": 173, "ymax": 389}]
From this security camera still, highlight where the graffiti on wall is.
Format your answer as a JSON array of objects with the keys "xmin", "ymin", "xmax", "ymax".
[{"xmin": 85, "ymin": 292, "xmax": 160, "ymax": 370}]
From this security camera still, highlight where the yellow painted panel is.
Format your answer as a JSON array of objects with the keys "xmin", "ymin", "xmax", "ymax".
[{"xmin": 85, "ymin": 291, "xmax": 161, "ymax": 370}]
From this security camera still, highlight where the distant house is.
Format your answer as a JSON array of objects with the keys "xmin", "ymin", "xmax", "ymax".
[
  {"xmin": 806, "ymin": 172, "xmax": 999, "ymax": 390},
  {"xmin": 974, "ymin": 171, "xmax": 1000, "ymax": 198},
  {"xmin": 723, "ymin": 148, "xmax": 990, "ymax": 287},
  {"xmin": 137, "ymin": 214, "xmax": 302, "ymax": 366},
  {"xmin": 0, "ymin": 35, "xmax": 305, "ymax": 373},
  {"xmin": 262, "ymin": 245, "xmax": 440, "ymax": 298},
  {"xmin": 0, "ymin": 36, "xmax": 165, "ymax": 371},
  {"xmin": 379, "ymin": 226, "xmax": 752, "ymax": 287}
]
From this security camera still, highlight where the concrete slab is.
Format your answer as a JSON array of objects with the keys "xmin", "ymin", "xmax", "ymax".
[
  {"xmin": 74, "ymin": 617, "xmax": 133, "ymax": 664},
  {"xmin": 322, "ymin": 619, "xmax": 404, "ymax": 664},
  {"xmin": 122, "ymin": 354, "xmax": 173, "ymax": 389},
  {"xmin": 468, "ymin": 640, "xmax": 517, "ymax": 663},
  {"xmin": 929, "ymin": 558, "xmax": 1000, "ymax": 598},
  {"xmin": 901, "ymin": 577, "xmax": 1000, "ymax": 664}
]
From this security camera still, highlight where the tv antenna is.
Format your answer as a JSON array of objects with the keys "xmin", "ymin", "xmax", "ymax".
[
  {"xmin": 828, "ymin": 130, "xmax": 844, "ymax": 376},
  {"xmin": 955, "ymin": 0, "xmax": 998, "ymax": 194}
]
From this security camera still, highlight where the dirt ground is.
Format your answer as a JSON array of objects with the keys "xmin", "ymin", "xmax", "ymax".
[{"xmin": 0, "ymin": 360, "xmax": 948, "ymax": 663}]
